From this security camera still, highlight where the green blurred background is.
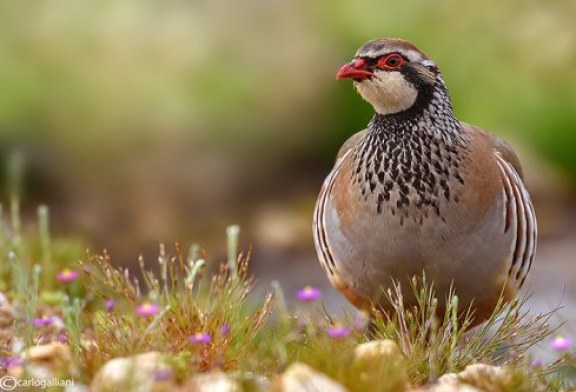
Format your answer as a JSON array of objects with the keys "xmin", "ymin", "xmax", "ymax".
[{"xmin": 0, "ymin": 0, "xmax": 575, "ymax": 274}]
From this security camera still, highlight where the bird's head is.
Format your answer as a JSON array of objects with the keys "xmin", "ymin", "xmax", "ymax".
[{"xmin": 337, "ymin": 38, "xmax": 440, "ymax": 116}]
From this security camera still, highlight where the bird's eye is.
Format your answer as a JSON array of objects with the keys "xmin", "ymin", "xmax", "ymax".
[{"xmin": 377, "ymin": 54, "xmax": 405, "ymax": 70}]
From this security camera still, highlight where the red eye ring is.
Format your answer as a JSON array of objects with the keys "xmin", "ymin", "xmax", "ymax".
[{"xmin": 377, "ymin": 53, "xmax": 405, "ymax": 70}]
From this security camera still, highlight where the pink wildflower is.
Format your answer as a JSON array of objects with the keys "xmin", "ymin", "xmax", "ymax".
[
  {"xmin": 33, "ymin": 316, "xmax": 54, "ymax": 327},
  {"xmin": 135, "ymin": 302, "xmax": 160, "ymax": 317},
  {"xmin": 220, "ymin": 324, "xmax": 231, "ymax": 336},
  {"xmin": 188, "ymin": 332, "xmax": 212, "ymax": 344},
  {"xmin": 105, "ymin": 299, "xmax": 115, "ymax": 312},
  {"xmin": 296, "ymin": 286, "xmax": 322, "ymax": 302},
  {"xmin": 550, "ymin": 335, "xmax": 572, "ymax": 352},
  {"xmin": 326, "ymin": 325, "xmax": 351, "ymax": 339},
  {"xmin": 56, "ymin": 268, "xmax": 80, "ymax": 283}
]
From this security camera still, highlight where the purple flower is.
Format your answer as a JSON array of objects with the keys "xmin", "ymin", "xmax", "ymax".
[
  {"xmin": 153, "ymin": 369, "xmax": 173, "ymax": 381},
  {"xmin": 1, "ymin": 356, "xmax": 24, "ymax": 369},
  {"xmin": 136, "ymin": 302, "xmax": 160, "ymax": 317},
  {"xmin": 296, "ymin": 286, "xmax": 322, "ymax": 302},
  {"xmin": 327, "ymin": 325, "xmax": 351, "ymax": 339},
  {"xmin": 220, "ymin": 324, "xmax": 231, "ymax": 336},
  {"xmin": 56, "ymin": 268, "xmax": 80, "ymax": 283},
  {"xmin": 33, "ymin": 316, "xmax": 54, "ymax": 327},
  {"xmin": 530, "ymin": 359, "xmax": 542, "ymax": 367},
  {"xmin": 550, "ymin": 335, "xmax": 572, "ymax": 352},
  {"xmin": 58, "ymin": 333, "xmax": 68, "ymax": 344},
  {"xmin": 188, "ymin": 332, "xmax": 212, "ymax": 344},
  {"xmin": 105, "ymin": 299, "xmax": 115, "ymax": 312}
]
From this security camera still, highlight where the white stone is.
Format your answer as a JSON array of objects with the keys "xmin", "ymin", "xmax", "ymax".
[
  {"xmin": 353, "ymin": 339, "xmax": 403, "ymax": 364},
  {"xmin": 430, "ymin": 363, "xmax": 512, "ymax": 392},
  {"xmin": 353, "ymin": 339, "xmax": 410, "ymax": 390},
  {"xmin": 278, "ymin": 363, "xmax": 348, "ymax": 392},
  {"xmin": 184, "ymin": 371, "xmax": 241, "ymax": 392},
  {"xmin": 8, "ymin": 342, "xmax": 77, "ymax": 379},
  {"xmin": 64, "ymin": 385, "xmax": 90, "ymax": 392},
  {"xmin": 91, "ymin": 352, "xmax": 176, "ymax": 392}
]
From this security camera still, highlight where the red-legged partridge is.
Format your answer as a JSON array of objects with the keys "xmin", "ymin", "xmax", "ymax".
[{"xmin": 313, "ymin": 38, "xmax": 536, "ymax": 324}]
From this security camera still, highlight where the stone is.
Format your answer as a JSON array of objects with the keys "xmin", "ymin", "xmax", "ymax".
[
  {"xmin": 8, "ymin": 342, "xmax": 77, "ymax": 379},
  {"xmin": 429, "ymin": 363, "xmax": 515, "ymax": 391},
  {"xmin": 276, "ymin": 362, "xmax": 348, "ymax": 392},
  {"xmin": 180, "ymin": 370, "xmax": 270, "ymax": 392},
  {"xmin": 64, "ymin": 384, "xmax": 90, "ymax": 392},
  {"xmin": 353, "ymin": 339, "xmax": 403, "ymax": 364},
  {"xmin": 180, "ymin": 371, "xmax": 241, "ymax": 392},
  {"xmin": 91, "ymin": 352, "xmax": 176, "ymax": 392},
  {"xmin": 353, "ymin": 339, "xmax": 409, "ymax": 391},
  {"xmin": 425, "ymin": 382, "xmax": 481, "ymax": 392}
]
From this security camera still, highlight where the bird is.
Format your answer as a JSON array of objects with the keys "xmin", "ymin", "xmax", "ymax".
[{"xmin": 313, "ymin": 38, "xmax": 536, "ymax": 325}]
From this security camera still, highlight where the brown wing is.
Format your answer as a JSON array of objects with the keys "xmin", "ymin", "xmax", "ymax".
[
  {"xmin": 463, "ymin": 122, "xmax": 536, "ymax": 288},
  {"xmin": 462, "ymin": 122, "xmax": 524, "ymax": 179},
  {"xmin": 314, "ymin": 129, "xmax": 366, "ymax": 290}
]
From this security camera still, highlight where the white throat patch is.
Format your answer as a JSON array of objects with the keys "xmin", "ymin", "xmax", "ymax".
[{"xmin": 354, "ymin": 71, "xmax": 418, "ymax": 115}]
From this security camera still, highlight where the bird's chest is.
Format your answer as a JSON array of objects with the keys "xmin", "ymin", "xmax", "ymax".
[{"xmin": 336, "ymin": 130, "xmax": 466, "ymax": 228}]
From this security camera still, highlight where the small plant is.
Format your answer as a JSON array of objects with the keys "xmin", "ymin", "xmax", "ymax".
[
  {"xmin": 80, "ymin": 231, "xmax": 274, "ymax": 380},
  {"xmin": 368, "ymin": 277, "xmax": 558, "ymax": 386},
  {"xmin": 262, "ymin": 275, "xmax": 569, "ymax": 392}
]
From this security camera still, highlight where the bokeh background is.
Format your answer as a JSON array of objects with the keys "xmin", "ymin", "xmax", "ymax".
[{"xmin": 1, "ymin": 0, "xmax": 575, "ymax": 322}]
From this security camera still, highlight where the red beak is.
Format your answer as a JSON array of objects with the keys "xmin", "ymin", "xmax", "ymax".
[{"xmin": 336, "ymin": 58, "xmax": 373, "ymax": 80}]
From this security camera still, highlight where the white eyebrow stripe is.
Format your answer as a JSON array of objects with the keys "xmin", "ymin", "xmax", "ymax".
[
  {"xmin": 397, "ymin": 49, "xmax": 423, "ymax": 62},
  {"xmin": 356, "ymin": 48, "xmax": 433, "ymax": 66}
]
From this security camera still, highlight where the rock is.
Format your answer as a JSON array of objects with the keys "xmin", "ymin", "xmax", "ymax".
[
  {"xmin": 353, "ymin": 339, "xmax": 403, "ymax": 364},
  {"xmin": 180, "ymin": 370, "xmax": 270, "ymax": 392},
  {"xmin": 91, "ymin": 352, "xmax": 177, "ymax": 392},
  {"xmin": 424, "ymin": 382, "xmax": 481, "ymax": 392},
  {"xmin": 64, "ymin": 384, "xmax": 90, "ymax": 392},
  {"xmin": 9, "ymin": 342, "xmax": 77, "ymax": 379},
  {"xmin": 275, "ymin": 363, "xmax": 348, "ymax": 392},
  {"xmin": 180, "ymin": 371, "xmax": 241, "ymax": 392},
  {"xmin": 353, "ymin": 340, "xmax": 409, "ymax": 391},
  {"xmin": 429, "ymin": 363, "xmax": 519, "ymax": 391}
]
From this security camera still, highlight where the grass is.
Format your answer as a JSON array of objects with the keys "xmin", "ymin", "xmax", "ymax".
[
  {"xmin": 0, "ymin": 191, "xmax": 575, "ymax": 390},
  {"xmin": 80, "ymin": 244, "xmax": 274, "ymax": 381}
]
